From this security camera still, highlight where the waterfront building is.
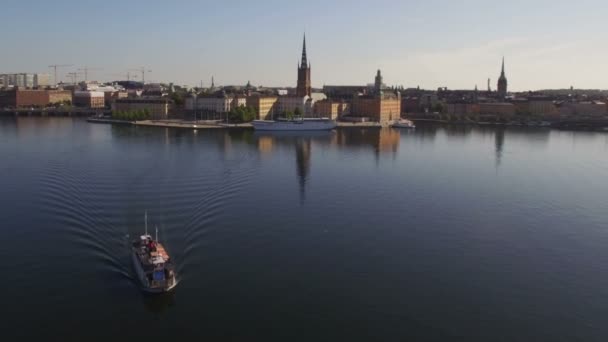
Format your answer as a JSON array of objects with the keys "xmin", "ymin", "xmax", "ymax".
[
  {"xmin": 105, "ymin": 90, "xmax": 128, "ymax": 106},
  {"xmin": 349, "ymin": 70, "xmax": 402, "ymax": 123},
  {"xmin": 277, "ymin": 95, "xmax": 312, "ymax": 116},
  {"xmin": 558, "ymin": 101, "xmax": 607, "ymax": 117},
  {"xmin": 314, "ymin": 99, "xmax": 350, "ymax": 120},
  {"xmin": 186, "ymin": 91, "xmax": 248, "ymax": 115},
  {"xmin": 528, "ymin": 99, "xmax": 558, "ymax": 117},
  {"xmin": 187, "ymin": 93, "xmax": 232, "ymax": 113},
  {"xmin": 246, "ymin": 94, "xmax": 278, "ymax": 120},
  {"xmin": 497, "ymin": 57, "xmax": 508, "ymax": 99},
  {"xmin": 73, "ymin": 91, "xmax": 105, "ymax": 108},
  {"xmin": 0, "ymin": 89, "xmax": 72, "ymax": 108},
  {"xmin": 419, "ymin": 93, "xmax": 439, "ymax": 111},
  {"xmin": 233, "ymin": 95, "xmax": 247, "ymax": 108},
  {"xmin": 479, "ymin": 102, "xmax": 515, "ymax": 117},
  {"xmin": 323, "ymin": 85, "xmax": 368, "ymax": 99},
  {"xmin": 402, "ymin": 96, "xmax": 420, "ymax": 114},
  {"xmin": 112, "ymin": 97, "xmax": 171, "ymax": 119},
  {"xmin": 296, "ymin": 35, "xmax": 312, "ymax": 97},
  {"xmin": 511, "ymin": 96, "xmax": 559, "ymax": 118}
]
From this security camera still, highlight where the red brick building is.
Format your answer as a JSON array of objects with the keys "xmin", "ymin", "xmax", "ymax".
[{"xmin": 0, "ymin": 89, "xmax": 72, "ymax": 108}]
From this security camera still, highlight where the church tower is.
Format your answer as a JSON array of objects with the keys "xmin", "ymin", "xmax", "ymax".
[
  {"xmin": 374, "ymin": 69, "xmax": 384, "ymax": 94},
  {"xmin": 497, "ymin": 57, "xmax": 508, "ymax": 99},
  {"xmin": 296, "ymin": 34, "xmax": 312, "ymax": 97}
]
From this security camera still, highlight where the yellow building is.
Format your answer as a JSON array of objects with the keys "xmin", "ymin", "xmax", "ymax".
[
  {"xmin": 246, "ymin": 95, "xmax": 278, "ymax": 120},
  {"xmin": 314, "ymin": 99, "xmax": 350, "ymax": 120}
]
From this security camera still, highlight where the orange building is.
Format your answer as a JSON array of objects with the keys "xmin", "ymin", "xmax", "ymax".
[{"xmin": 352, "ymin": 93, "xmax": 401, "ymax": 123}]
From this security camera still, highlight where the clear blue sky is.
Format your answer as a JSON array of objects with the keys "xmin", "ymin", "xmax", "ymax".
[{"xmin": 3, "ymin": 0, "xmax": 607, "ymax": 90}]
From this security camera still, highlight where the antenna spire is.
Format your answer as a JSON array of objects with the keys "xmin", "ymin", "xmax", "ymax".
[
  {"xmin": 300, "ymin": 33, "xmax": 308, "ymax": 67},
  {"xmin": 145, "ymin": 211, "xmax": 148, "ymax": 236}
]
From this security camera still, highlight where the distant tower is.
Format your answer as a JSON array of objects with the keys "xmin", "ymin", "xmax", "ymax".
[
  {"xmin": 474, "ymin": 84, "xmax": 479, "ymax": 103},
  {"xmin": 374, "ymin": 69, "xmax": 384, "ymax": 94},
  {"xmin": 487, "ymin": 78, "xmax": 491, "ymax": 92},
  {"xmin": 497, "ymin": 57, "xmax": 508, "ymax": 99},
  {"xmin": 296, "ymin": 34, "xmax": 312, "ymax": 97}
]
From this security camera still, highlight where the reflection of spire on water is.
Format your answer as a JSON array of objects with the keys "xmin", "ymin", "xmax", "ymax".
[
  {"xmin": 495, "ymin": 129, "xmax": 505, "ymax": 169},
  {"xmin": 295, "ymin": 138, "xmax": 311, "ymax": 203}
]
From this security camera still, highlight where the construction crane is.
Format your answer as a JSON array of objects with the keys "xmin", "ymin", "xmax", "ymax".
[
  {"xmin": 66, "ymin": 71, "xmax": 83, "ymax": 85},
  {"xmin": 77, "ymin": 66, "xmax": 103, "ymax": 82},
  {"xmin": 129, "ymin": 67, "xmax": 152, "ymax": 85},
  {"xmin": 106, "ymin": 72, "xmax": 138, "ymax": 82},
  {"xmin": 48, "ymin": 64, "xmax": 73, "ymax": 86}
]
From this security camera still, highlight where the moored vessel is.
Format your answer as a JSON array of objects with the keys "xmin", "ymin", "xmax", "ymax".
[
  {"xmin": 131, "ymin": 212, "xmax": 177, "ymax": 294},
  {"xmin": 252, "ymin": 117, "xmax": 336, "ymax": 131},
  {"xmin": 391, "ymin": 118, "xmax": 415, "ymax": 129}
]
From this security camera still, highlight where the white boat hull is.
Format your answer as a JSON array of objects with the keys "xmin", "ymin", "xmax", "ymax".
[
  {"xmin": 391, "ymin": 119, "xmax": 415, "ymax": 129},
  {"xmin": 391, "ymin": 123, "xmax": 415, "ymax": 128},
  {"xmin": 253, "ymin": 119, "xmax": 336, "ymax": 131}
]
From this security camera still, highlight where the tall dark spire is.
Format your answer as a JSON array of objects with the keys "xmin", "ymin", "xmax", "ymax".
[
  {"xmin": 296, "ymin": 33, "xmax": 312, "ymax": 97},
  {"xmin": 497, "ymin": 57, "xmax": 508, "ymax": 99},
  {"xmin": 301, "ymin": 34, "xmax": 308, "ymax": 67}
]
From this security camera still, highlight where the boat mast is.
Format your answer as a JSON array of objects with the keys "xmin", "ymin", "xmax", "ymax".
[{"xmin": 145, "ymin": 211, "xmax": 148, "ymax": 236}]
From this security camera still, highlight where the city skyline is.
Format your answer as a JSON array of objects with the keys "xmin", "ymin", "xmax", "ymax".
[{"xmin": 3, "ymin": 0, "xmax": 607, "ymax": 90}]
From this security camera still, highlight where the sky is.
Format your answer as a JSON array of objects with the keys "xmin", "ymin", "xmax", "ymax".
[{"xmin": 2, "ymin": 0, "xmax": 607, "ymax": 91}]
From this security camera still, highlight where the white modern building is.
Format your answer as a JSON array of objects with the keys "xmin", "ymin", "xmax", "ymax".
[
  {"xmin": 0, "ymin": 73, "xmax": 51, "ymax": 88},
  {"xmin": 186, "ymin": 93, "xmax": 247, "ymax": 113}
]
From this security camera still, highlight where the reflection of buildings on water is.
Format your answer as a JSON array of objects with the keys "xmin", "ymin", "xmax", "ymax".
[
  {"xmin": 254, "ymin": 132, "xmax": 315, "ymax": 202},
  {"xmin": 495, "ymin": 128, "xmax": 504, "ymax": 168},
  {"xmin": 332, "ymin": 128, "xmax": 399, "ymax": 157},
  {"xmin": 252, "ymin": 129, "xmax": 401, "ymax": 201},
  {"xmin": 257, "ymin": 136, "xmax": 273, "ymax": 155},
  {"xmin": 295, "ymin": 138, "xmax": 311, "ymax": 202}
]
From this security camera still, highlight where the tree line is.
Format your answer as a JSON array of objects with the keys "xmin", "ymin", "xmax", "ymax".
[
  {"xmin": 228, "ymin": 105, "xmax": 257, "ymax": 122},
  {"xmin": 112, "ymin": 108, "xmax": 152, "ymax": 121}
]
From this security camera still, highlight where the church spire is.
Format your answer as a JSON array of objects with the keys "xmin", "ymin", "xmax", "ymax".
[
  {"xmin": 301, "ymin": 33, "xmax": 308, "ymax": 67},
  {"xmin": 500, "ymin": 57, "xmax": 505, "ymax": 77}
]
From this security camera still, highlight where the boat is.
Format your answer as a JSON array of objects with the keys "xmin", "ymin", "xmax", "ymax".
[
  {"xmin": 391, "ymin": 118, "xmax": 416, "ymax": 129},
  {"xmin": 131, "ymin": 212, "xmax": 177, "ymax": 294},
  {"xmin": 252, "ymin": 117, "xmax": 336, "ymax": 131}
]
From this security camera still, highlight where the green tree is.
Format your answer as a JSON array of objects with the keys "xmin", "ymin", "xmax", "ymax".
[
  {"xmin": 170, "ymin": 92, "xmax": 185, "ymax": 106},
  {"xmin": 294, "ymin": 107, "xmax": 302, "ymax": 117}
]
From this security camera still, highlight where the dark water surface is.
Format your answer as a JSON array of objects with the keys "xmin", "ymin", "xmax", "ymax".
[{"xmin": 2, "ymin": 117, "xmax": 608, "ymax": 341}]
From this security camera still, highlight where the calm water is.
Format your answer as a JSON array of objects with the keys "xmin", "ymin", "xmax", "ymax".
[{"xmin": 2, "ymin": 117, "xmax": 608, "ymax": 341}]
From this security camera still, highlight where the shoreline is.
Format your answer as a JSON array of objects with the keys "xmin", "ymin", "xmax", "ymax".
[{"xmin": 20, "ymin": 116, "xmax": 603, "ymax": 133}]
